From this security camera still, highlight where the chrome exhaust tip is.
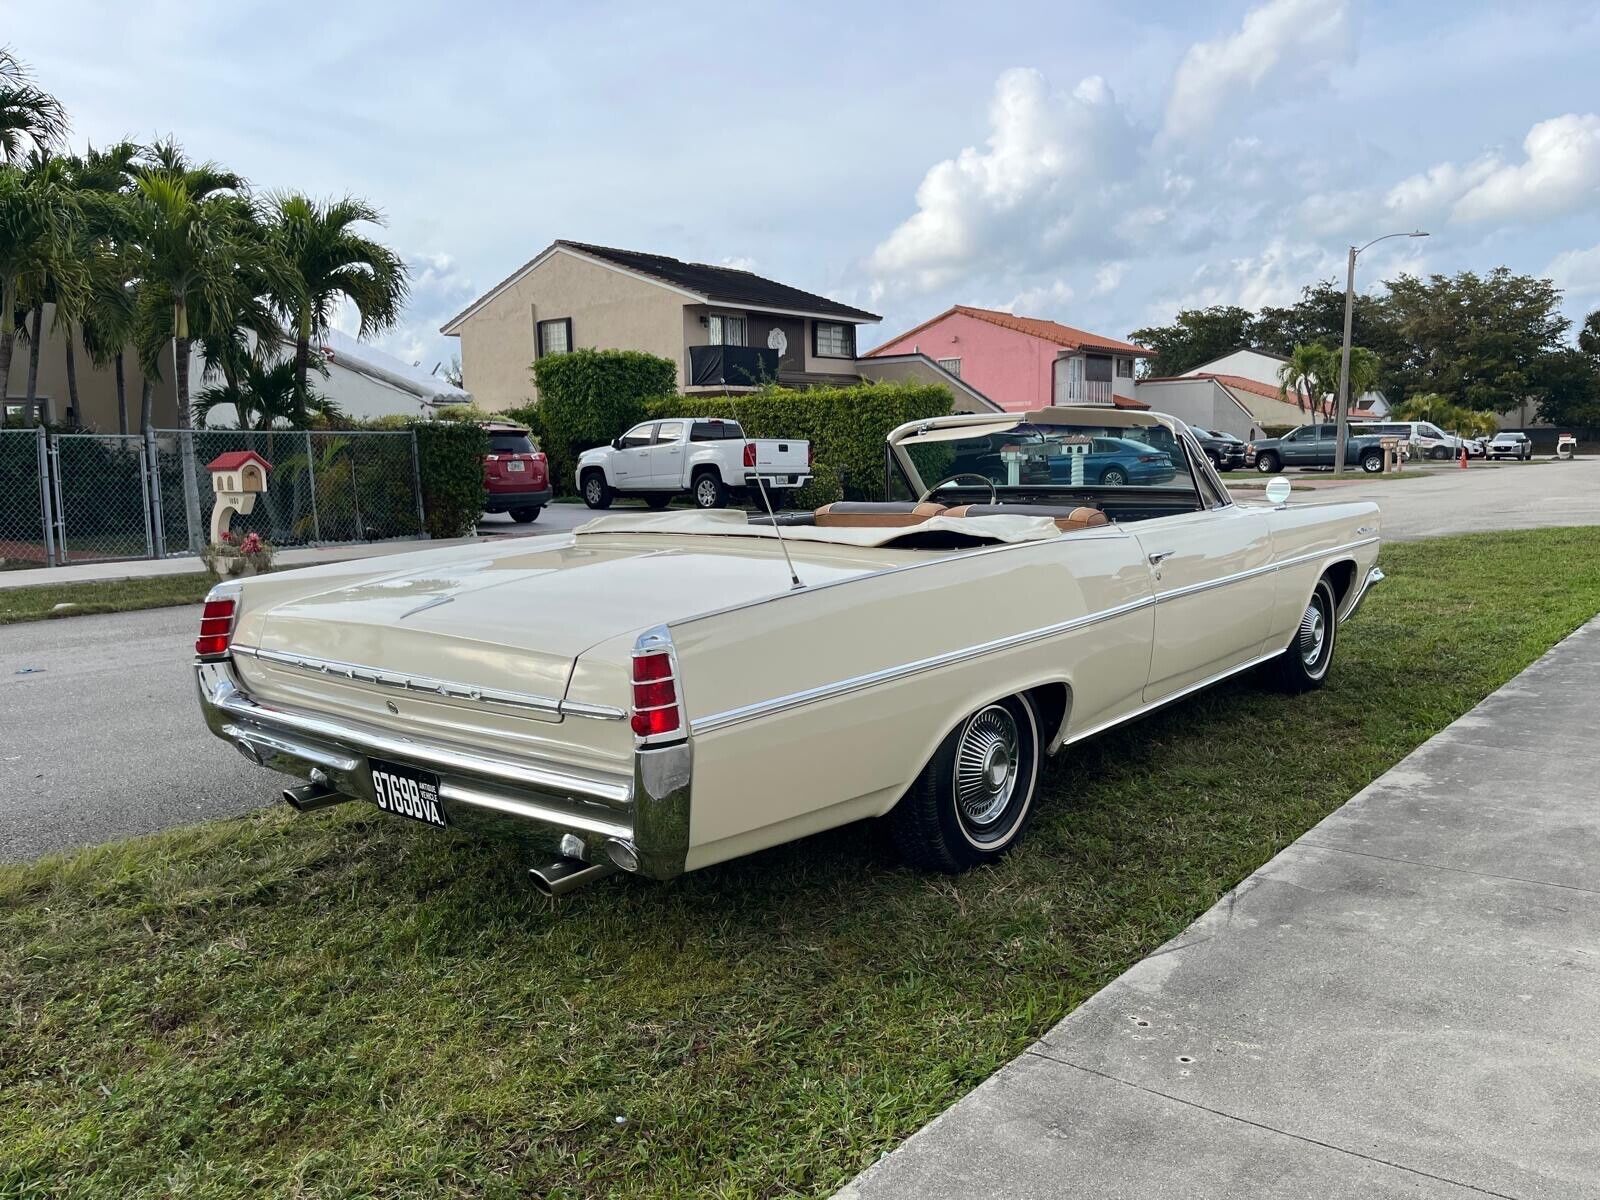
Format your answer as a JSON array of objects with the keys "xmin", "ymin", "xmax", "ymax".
[
  {"xmin": 528, "ymin": 856, "xmax": 619, "ymax": 897},
  {"xmin": 282, "ymin": 782, "xmax": 351, "ymax": 812}
]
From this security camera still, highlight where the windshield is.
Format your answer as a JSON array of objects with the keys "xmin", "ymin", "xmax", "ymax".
[{"xmin": 900, "ymin": 420, "xmax": 1198, "ymax": 497}]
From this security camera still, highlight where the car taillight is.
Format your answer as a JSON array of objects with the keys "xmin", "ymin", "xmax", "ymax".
[
  {"xmin": 195, "ymin": 596, "xmax": 237, "ymax": 658},
  {"xmin": 630, "ymin": 651, "xmax": 681, "ymax": 738},
  {"xmin": 743, "ymin": 442, "xmax": 757, "ymax": 468},
  {"xmin": 1137, "ymin": 454, "xmax": 1163, "ymax": 463}
]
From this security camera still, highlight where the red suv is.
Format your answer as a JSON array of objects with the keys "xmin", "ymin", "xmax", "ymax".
[{"xmin": 482, "ymin": 422, "xmax": 551, "ymax": 523}]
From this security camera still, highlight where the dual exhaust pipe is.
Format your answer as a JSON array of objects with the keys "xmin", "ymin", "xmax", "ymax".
[{"xmin": 283, "ymin": 780, "xmax": 621, "ymax": 897}]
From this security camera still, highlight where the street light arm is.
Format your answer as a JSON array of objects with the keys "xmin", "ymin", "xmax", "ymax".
[{"xmin": 1354, "ymin": 230, "xmax": 1429, "ymax": 257}]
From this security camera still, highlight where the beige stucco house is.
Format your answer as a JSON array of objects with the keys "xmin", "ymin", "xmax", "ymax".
[
  {"xmin": 3, "ymin": 303, "xmax": 181, "ymax": 431},
  {"xmin": 440, "ymin": 240, "xmax": 902, "ymax": 410}
]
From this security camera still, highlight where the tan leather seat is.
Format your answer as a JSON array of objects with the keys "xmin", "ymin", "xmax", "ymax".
[
  {"xmin": 813, "ymin": 501, "xmax": 947, "ymax": 529},
  {"xmin": 943, "ymin": 503, "xmax": 1109, "ymax": 532}
]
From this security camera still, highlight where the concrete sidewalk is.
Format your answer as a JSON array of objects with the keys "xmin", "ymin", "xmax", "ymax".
[{"xmin": 840, "ymin": 617, "xmax": 1600, "ymax": 1200}]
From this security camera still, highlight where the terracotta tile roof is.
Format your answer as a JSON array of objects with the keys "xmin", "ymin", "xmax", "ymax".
[
  {"xmin": 1112, "ymin": 394, "xmax": 1150, "ymax": 409},
  {"xmin": 866, "ymin": 305, "xmax": 1150, "ymax": 358}
]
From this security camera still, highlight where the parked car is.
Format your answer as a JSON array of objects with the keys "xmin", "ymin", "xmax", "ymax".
[
  {"xmin": 1486, "ymin": 431, "xmax": 1534, "ymax": 461},
  {"xmin": 1249, "ymin": 423, "xmax": 1389, "ymax": 473},
  {"xmin": 576, "ymin": 417, "xmax": 812, "ymax": 510},
  {"xmin": 1463, "ymin": 436, "xmax": 1487, "ymax": 459},
  {"xmin": 482, "ymin": 422, "xmax": 551, "ymax": 523},
  {"xmin": 1189, "ymin": 426, "xmax": 1248, "ymax": 470},
  {"xmin": 195, "ymin": 405, "xmax": 1383, "ymax": 894},
  {"xmin": 1045, "ymin": 435, "xmax": 1177, "ymax": 486}
]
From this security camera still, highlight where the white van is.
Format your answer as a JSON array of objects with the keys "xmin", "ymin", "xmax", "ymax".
[{"xmin": 1352, "ymin": 420, "xmax": 1465, "ymax": 460}]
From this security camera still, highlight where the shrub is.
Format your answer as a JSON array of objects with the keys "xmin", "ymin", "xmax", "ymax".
[
  {"xmin": 431, "ymin": 404, "xmax": 500, "ymax": 425},
  {"xmin": 533, "ymin": 349, "xmax": 678, "ymax": 493},
  {"xmin": 409, "ymin": 421, "xmax": 487, "ymax": 538},
  {"xmin": 649, "ymin": 381, "xmax": 954, "ymax": 501}
]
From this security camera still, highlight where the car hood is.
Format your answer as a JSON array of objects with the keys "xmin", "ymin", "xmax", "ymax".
[{"xmin": 238, "ymin": 533, "xmax": 895, "ymax": 702}]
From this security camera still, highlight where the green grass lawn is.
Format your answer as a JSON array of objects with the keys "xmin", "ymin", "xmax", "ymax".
[
  {"xmin": 4, "ymin": 528, "xmax": 1600, "ymax": 1198},
  {"xmin": 0, "ymin": 573, "xmax": 218, "ymax": 625}
]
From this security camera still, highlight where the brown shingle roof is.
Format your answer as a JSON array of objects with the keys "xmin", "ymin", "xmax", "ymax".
[{"xmin": 867, "ymin": 305, "xmax": 1150, "ymax": 358}]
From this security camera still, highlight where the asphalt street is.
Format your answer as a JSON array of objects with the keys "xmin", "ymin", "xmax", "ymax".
[{"xmin": 4, "ymin": 461, "xmax": 1597, "ymax": 862}]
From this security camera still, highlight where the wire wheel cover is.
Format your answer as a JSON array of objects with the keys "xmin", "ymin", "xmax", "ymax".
[{"xmin": 954, "ymin": 704, "xmax": 1022, "ymax": 830}]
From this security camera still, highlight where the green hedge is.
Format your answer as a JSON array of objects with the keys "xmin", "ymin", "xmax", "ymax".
[
  {"xmin": 647, "ymin": 381, "xmax": 954, "ymax": 503},
  {"xmin": 522, "ymin": 349, "xmax": 678, "ymax": 494},
  {"xmin": 409, "ymin": 421, "xmax": 487, "ymax": 538}
]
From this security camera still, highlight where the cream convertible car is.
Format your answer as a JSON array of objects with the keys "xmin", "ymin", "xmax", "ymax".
[{"xmin": 195, "ymin": 407, "xmax": 1382, "ymax": 893}]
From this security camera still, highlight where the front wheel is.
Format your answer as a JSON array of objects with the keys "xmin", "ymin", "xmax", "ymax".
[
  {"xmin": 692, "ymin": 471, "xmax": 728, "ymax": 509},
  {"xmin": 581, "ymin": 472, "xmax": 612, "ymax": 510},
  {"xmin": 1100, "ymin": 466, "xmax": 1129, "ymax": 486},
  {"xmin": 1266, "ymin": 577, "xmax": 1337, "ymax": 692},
  {"xmin": 1255, "ymin": 452, "xmax": 1281, "ymax": 474},
  {"xmin": 889, "ymin": 694, "xmax": 1041, "ymax": 872}
]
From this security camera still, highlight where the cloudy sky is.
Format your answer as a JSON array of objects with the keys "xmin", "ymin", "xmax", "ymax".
[{"xmin": 15, "ymin": 0, "xmax": 1600, "ymax": 370}]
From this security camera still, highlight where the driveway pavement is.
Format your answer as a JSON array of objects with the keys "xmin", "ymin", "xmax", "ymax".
[
  {"xmin": 838, "ymin": 616, "xmax": 1600, "ymax": 1200},
  {"xmin": 1257, "ymin": 456, "xmax": 1600, "ymax": 540}
]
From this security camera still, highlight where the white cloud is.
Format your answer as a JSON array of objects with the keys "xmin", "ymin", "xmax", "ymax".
[
  {"xmin": 1452, "ymin": 113, "xmax": 1600, "ymax": 223},
  {"xmin": 1092, "ymin": 263, "xmax": 1126, "ymax": 295},
  {"xmin": 867, "ymin": 68, "xmax": 1138, "ymax": 293},
  {"xmin": 1547, "ymin": 242, "xmax": 1600, "ymax": 299},
  {"xmin": 719, "ymin": 255, "xmax": 757, "ymax": 271},
  {"xmin": 330, "ymin": 250, "xmax": 477, "ymax": 371},
  {"xmin": 1163, "ymin": 239, "xmax": 1341, "ymax": 316},
  {"xmin": 1162, "ymin": 0, "xmax": 1354, "ymax": 142},
  {"xmin": 1001, "ymin": 278, "xmax": 1075, "ymax": 313}
]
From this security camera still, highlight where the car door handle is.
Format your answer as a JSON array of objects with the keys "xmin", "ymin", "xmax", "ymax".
[{"xmin": 1147, "ymin": 549, "xmax": 1175, "ymax": 565}]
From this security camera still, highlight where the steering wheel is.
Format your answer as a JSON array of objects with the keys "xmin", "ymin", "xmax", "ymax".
[{"xmin": 920, "ymin": 472, "xmax": 998, "ymax": 505}]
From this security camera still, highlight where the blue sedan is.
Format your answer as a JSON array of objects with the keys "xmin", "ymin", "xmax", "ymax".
[{"xmin": 1046, "ymin": 436, "xmax": 1177, "ymax": 486}]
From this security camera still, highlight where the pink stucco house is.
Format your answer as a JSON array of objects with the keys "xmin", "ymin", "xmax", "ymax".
[{"xmin": 865, "ymin": 305, "xmax": 1152, "ymax": 412}]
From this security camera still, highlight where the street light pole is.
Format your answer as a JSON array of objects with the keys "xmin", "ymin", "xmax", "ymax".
[{"xmin": 1332, "ymin": 230, "xmax": 1429, "ymax": 477}]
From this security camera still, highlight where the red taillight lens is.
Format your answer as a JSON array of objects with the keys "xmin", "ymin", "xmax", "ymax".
[
  {"xmin": 630, "ymin": 651, "xmax": 681, "ymax": 737},
  {"xmin": 743, "ymin": 442, "xmax": 757, "ymax": 468},
  {"xmin": 1138, "ymin": 454, "xmax": 1163, "ymax": 463},
  {"xmin": 195, "ymin": 597, "xmax": 237, "ymax": 658}
]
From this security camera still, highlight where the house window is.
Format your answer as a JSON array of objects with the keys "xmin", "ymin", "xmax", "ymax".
[
  {"xmin": 813, "ymin": 321, "xmax": 854, "ymax": 358},
  {"xmin": 708, "ymin": 314, "xmax": 746, "ymax": 346},
  {"xmin": 1115, "ymin": 356, "xmax": 1133, "ymax": 378},
  {"xmin": 936, "ymin": 357, "xmax": 962, "ymax": 377},
  {"xmin": 537, "ymin": 317, "xmax": 572, "ymax": 357}
]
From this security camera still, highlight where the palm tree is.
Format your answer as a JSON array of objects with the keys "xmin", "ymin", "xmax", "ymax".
[
  {"xmin": 0, "ymin": 47, "xmax": 66, "ymax": 165},
  {"xmin": 1278, "ymin": 344, "xmax": 1335, "ymax": 417},
  {"xmin": 0, "ymin": 153, "xmax": 78, "ymax": 425},
  {"xmin": 266, "ymin": 193, "xmax": 408, "ymax": 421},
  {"xmin": 194, "ymin": 357, "xmax": 344, "ymax": 430}
]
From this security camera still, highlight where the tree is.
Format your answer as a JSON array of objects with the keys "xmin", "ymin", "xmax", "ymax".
[
  {"xmin": 265, "ymin": 193, "xmax": 408, "ymax": 422},
  {"xmin": 0, "ymin": 47, "xmax": 66, "ymax": 165},
  {"xmin": 1277, "ymin": 343, "xmax": 1336, "ymax": 415},
  {"xmin": 1578, "ymin": 310, "xmax": 1600, "ymax": 359},
  {"xmin": 0, "ymin": 154, "xmax": 79, "ymax": 425},
  {"xmin": 1128, "ymin": 305, "xmax": 1256, "ymax": 377},
  {"xmin": 1533, "ymin": 347, "xmax": 1600, "ymax": 431},
  {"xmin": 1392, "ymin": 393, "xmax": 1499, "ymax": 438},
  {"xmin": 1384, "ymin": 269, "xmax": 1568, "ymax": 412},
  {"xmin": 194, "ymin": 356, "xmax": 344, "ymax": 429}
]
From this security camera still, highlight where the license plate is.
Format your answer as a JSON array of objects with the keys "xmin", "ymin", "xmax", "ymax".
[
  {"xmin": 369, "ymin": 759, "xmax": 447, "ymax": 828},
  {"xmin": 507, "ymin": 460, "xmax": 526, "ymax": 472}
]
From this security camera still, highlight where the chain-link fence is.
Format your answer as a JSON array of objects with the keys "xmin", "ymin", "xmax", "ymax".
[
  {"xmin": 0, "ymin": 427, "xmax": 427, "ymax": 567},
  {"xmin": 0, "ymin": 428, "xmax": 53, "ymax": 569}
]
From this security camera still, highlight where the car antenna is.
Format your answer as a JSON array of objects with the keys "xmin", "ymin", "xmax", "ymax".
[{"xmin": 750, "ymin": 464, "xmax": 804, "ymax": 590}]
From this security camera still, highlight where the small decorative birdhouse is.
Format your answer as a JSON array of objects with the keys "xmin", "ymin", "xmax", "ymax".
[{"xmin": 206, "ymin": 450, "xmax": 273, "ymax": 545}]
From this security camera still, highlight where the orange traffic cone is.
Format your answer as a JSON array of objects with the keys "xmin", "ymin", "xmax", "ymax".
[{"xmin": 1459, "ymin": 446, "xmax": 1468, "ymax": 468}]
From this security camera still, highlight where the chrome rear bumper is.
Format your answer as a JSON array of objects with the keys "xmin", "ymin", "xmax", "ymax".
[{"xmin": 196, "ymin": 659, "xmax": 690, "ymax": 879}]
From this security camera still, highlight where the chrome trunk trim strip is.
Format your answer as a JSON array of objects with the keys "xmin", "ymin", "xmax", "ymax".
[{"xmin": 231, "ymin": 644, "xmax": 626, "ymax": 721}]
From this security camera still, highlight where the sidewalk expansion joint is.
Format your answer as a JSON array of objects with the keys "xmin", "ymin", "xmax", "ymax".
[{"xmin": 1295, "ymin": 839, "xmax": 1600, "ymax": 898}]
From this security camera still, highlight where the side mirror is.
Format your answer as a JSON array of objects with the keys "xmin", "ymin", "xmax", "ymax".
[
  {"xmin": 1264, "ymin": 476, "xmax": 1292, "ymax": 505},
  {"xmin": 611, "ymin": 437, "xmax": 623, "ymax": 450}
]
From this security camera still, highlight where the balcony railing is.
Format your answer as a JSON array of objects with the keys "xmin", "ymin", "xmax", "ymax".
[
  {"xmin": 1054, "ymin": 379, "xmax": 1115, "ymax": 406},
  {"xmin": 688, "ymin": 344, "xmax": 779, "ymax": 388}
]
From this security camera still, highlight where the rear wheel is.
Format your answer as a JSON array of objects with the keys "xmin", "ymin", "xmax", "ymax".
[
  {"xmin": 1256, "ymin": 451, "xmax": 1281, "ymax": 474},
  {"xmin": 889, "ymin": 694, "xmax": 1041, "ymax": 872},
  {"xmin": 581, "ymin": 472, "xmax": 612, "ymax": 510},
  {"xmin": 1359, "ymin": 450, "xmax": 1383, "ymax": 473},
  {"xmin": 510, "ymin": 506, "xmax": 541, "ymax": 523},
  {"xmin": 692, "ymin": 470, "xmax": 728, "ymax": 509},
  {"xmin": 1266, "ymin": 577, "xmax": 1337, "ymax": 692},
  {"xmin": 1100, "ymin": 466, "xmax": 1129, "ymax": 486}
]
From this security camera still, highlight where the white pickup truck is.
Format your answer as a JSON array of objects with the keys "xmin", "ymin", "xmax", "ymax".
[{"xmin": 576, "ymin": 417, "xmax": 812, "ymax": 510}]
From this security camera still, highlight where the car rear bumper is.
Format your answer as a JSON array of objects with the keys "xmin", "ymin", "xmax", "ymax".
[
  {"xmin": 195, "ymin": 658, "xmax": 690, "ymax": 879},
  {"xmin": 483, "ymin": 486, "xmax": 553, "ymax": 511},
  {"xmin": 742, "ymin": 471, "xmax": 810, "ymax": 488}
]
